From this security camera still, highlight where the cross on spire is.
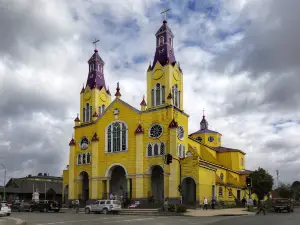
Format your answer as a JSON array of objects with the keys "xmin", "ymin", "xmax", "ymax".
[
  {"xmin": 202, "ymin": 108, "xmax": 205, "ymax": 117},
  {"xmin": 93, "ymin": 38, "xmax": 99, "ymax": 49},
  {"xmin": 161, "ymin": 8, "xmax": 170, "ymax": 21}
]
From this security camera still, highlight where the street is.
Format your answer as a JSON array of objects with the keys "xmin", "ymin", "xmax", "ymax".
[{"xmin": 4, "ymin": 208, "xmax": 300, "ymax": 225}]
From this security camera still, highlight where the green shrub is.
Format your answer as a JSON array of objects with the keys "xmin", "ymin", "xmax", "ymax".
[
  {"xmin": 176, "ymin": 204, "xmax": 187, "ymax": 213},
  {"xmin": 168, "ymin": 204, "xmax": 176, "ymax": 212}
]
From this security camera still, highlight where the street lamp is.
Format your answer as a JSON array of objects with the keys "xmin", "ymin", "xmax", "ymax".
[{"xmin": 0, "ymin": 163, "xmax": 6, "ymax": 201}]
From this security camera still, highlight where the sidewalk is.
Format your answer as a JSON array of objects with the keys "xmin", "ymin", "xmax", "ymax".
[
  {"xmin": 0, "ymin": 217, "xmax": 26, "ymax": 225},
  {"xmin": 185, "ymin": 208, "xmax": 255, "ymax": 217}
]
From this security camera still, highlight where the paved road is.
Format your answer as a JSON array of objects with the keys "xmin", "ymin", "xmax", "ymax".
[{"xmin": 8, "ymin": 208, "xmax": 300, "ymax": 225}]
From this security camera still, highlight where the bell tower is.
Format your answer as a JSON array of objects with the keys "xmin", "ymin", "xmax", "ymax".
[
  {"xmin": 146, "ymin": 12, "xmax": 184, "ymax": 111},
  {"xmin": 80, "ymin": 43, "xmax": 111, "ymax": 123}
]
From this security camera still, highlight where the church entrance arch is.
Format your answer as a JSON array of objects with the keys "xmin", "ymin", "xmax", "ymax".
[
  {"xmin": 108, "ymin": 165, "xmax": 128, "ymax": 199},
  {"xmin": 150, "ymin": 165, "xmax": 164, "ymax": 203},
  {"xmin": 79, "ymin": 171, "xmax": 89, "ymax": 201},
  {"xmin": 182, "ymin": 177, "xmax": 196, "ymax": 205}
]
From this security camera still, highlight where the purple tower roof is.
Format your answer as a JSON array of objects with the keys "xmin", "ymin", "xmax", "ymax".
[
  {"xmin": 86, "ymin": 49, "xmax": 106, "ymax": 90},
  {"xmin": 152, "ymin": 20, "xmax": 176, "ymax": 68}
]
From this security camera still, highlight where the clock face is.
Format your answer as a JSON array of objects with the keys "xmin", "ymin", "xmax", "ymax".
[
  {"xmin": 79, "ymin": 137, "xmax": 89, "ymax": 150},
  {"xmin": 100, "ymin": 93, "xmax": 107, "ymax": 102},
  {"xmin": 152, "ymin": 69, "xmax": 164, "ymax": 80},
  {"xmin": 173, "ymin": 69, "xmax": 180, "ymax": 81},
  {"xmin": 84, "ymin": 89, "xmax": 91, "ymax": 100}
]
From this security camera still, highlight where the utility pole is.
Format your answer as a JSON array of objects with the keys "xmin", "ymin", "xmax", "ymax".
[
  {"xmin": 0, "ymin": 164, "xmax": 6, "ymax": 201},
  {"xmin": 276, "ymin": 170, "xmax": 279, "ymax": 188}
]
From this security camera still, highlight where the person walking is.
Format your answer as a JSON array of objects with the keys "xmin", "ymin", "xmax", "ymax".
[
  {"xmin": 211, "ymin": 197, "xmax": 216, "ymax": 209},
  {"xmin": 256, "ymin": 199, "xmax": 266, "ymax": 215},
  {"xmin": 203, "ymin": 197, "xmax": 208, "ymax": 210}
]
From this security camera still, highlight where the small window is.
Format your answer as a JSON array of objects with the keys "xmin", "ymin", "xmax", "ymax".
[
  {"xmin": 169, "ymin": 38, "xmax": 172, "ymax": 46},
  {"xmin": 160, "ymin": 143, "xmax": 165, "ymax": 155},
  {"xmin": 100, "ymin": 201, "xmax": 105, "ymax": 205},
  {"xmin": 106, "ymin": 200, "xmax": 111, "ymax": 204},
  {"xmin": 208, "ymin": 136, "xmax": 214, "ymax": 142},
  {"xmin": 159, "ymin": 36, "xmax": 164, "ymax": 46},
  {"xmin": 219, "ymin": 187, "xmax": 223, "ymax": 196},
  {"xmin": 220, "ymin": 173, "xmax": 224, "ymax": 180},
  {"xmin": 147, "ymin": 144, "xmax": 152, "ymax": 156},
  {"xmin": 229, "ymin": 189, "xmax": 233, "ymax": 197},
  {"xmin": 154, "ymin": 143, "xmax": 159, "ymax": 155},
  {"xmin": 196, "ymin": 136, "xmax": 202, "ymax": 142},
  {"xmin": 98, "ymin": 64, "xmax": 101, "ymax": 71}
]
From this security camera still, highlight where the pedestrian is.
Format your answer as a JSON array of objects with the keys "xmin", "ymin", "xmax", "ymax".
[
  {"xmin": 203, "ymin": 197, "xmax": 208, "ymax": 210},
  {"xmin": 256, "ymin": 199, "xmax": 266, "ymax": 215},
  {"xmin": 109, "ymin": 193, "xmax": 113, "ymax": 200},
  {"xmin": 242, "ymin": 197, "xmax": 246, "ymax": 207},
  {"xmin": 211, "ymin": 197, "xmax": 216, "ymax": 209},
  {"xmin": 164, "ymin": 198, "xmax": 169, "ymax": 215}
]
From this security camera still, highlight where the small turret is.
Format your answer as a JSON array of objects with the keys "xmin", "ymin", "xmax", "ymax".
[
  {"xmin": 200, "ymin": 109, "xmax": 208, "ymax": 130},
  {"xmin": 115, "ymin": 82, "xmax": 121, "ymax": 99},
  {"xmin": 74, "ymin": 113, "xmax": 80, "ymax": 127},
  {"xmin": 140, "ymin": 95, "xmax": 147, "ymax": 111}
]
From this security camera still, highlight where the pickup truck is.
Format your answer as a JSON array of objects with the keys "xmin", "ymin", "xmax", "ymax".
[{"xmin": 272, "ymin": 198, "xmax": 294, "ymax": 213}]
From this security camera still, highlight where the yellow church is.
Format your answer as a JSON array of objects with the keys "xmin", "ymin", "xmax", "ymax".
[{"xmin": 62, "ymin": 18, "xmax": 252, "ymax": 206}]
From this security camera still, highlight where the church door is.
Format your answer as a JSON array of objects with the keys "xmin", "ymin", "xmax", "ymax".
[
  {"xmin": 151, "ymin": 166, "xmax": 164, "ymax": 203},
  {"xmin": 110, "ymin": 166, "xmax": 128, "ymax": 199},
  {"xmin": 182, "ymin": 177, "xmax": 196, "ymax": 205},
  {"xmin": 80, "ymin": 171, "xmax": 89, "ymax": 201}
]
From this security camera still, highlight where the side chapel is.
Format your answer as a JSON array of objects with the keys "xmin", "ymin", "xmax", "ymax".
[{"xmin": 62, "ymin": 17, "xmax": 252, "ymax": 206}]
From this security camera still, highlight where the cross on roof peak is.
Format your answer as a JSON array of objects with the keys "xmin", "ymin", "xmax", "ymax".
[{"xmin": 161, "ymin": 8, "xmax": 170, "ymax": 21}]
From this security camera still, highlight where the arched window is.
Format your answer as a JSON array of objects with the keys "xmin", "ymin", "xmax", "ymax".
[
  {"xmin": 151, "ymin": 89, "xmax": 155, "ymax": 107},
  {"xmin": 86, "ymin": 153, "xmax": 91, "ymax": 164},
  {"xmin": 160, "ymin": 142, "xmax": 165, "ymax": 155},
  {"xmin": 153, "ymin": 143, "xmax": 159, "ymax": 155},
  {"xmin": 156, "ymin": 83, "xmax": 161, "ymax": 105},
  {"xmin": 178, "ymin": 144, "xmax": 185, "ymax": 158},
  {"xmin": 83, "ymin": 108, "xmax": 86, "ymax": 122},
  {"xmin": 172, "ymin": 84, "xmax": 180, "ymax": 108},
  {"xmin": 159, "ymin": 36, "xmax": 164, "ymax": 46},
  {"xmin": 147, "ymin": 144, "xmax": 152, "ymax": 156},
  {"xmin": 169, "ymin": 37, "xmax": 172, "ymax": 46},
  {"xmin": 85, "ymin": 103, "xmax": 90, "ymax": 122},
  {"xmin": 77, "ymin": 154, "xmax": 82, "ymax": 165},
  {"xmin": 151, "ymin": 83, "xmax": 165, "ymax": 107},
  {"xmin": 147, "ymin": 142, "xmax": 165, "ymax": 157},
  {"xmin": 102, "ymin": 104, "xmax": 105, "ymax": 113},
  {"xmin": 82, "ymin": 153, "xmax": 86, "ymax": 164},
  {"xmin": 219, "ymin": 187, "xmax": 223, "ymax": 196},
  {"xmin": 98, "ymin": 106, "xmax": 102, "ymax": 116},
  {"xmin": 229, "ymin": 188, "xmax": 233, "ymax": 197},
  {"xmin": 106, "ymin": 122, "xmax": 128, "ymax": 153},
  {"xmin": 89, "ymin": 105, "xmax": 92, "ymax": 121}
]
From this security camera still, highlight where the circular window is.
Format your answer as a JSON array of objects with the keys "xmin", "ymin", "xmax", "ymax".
[
  {"xmin": 208, "ymin": 136, "xmax": 214, "ymax": 142},
  {"xmin": 79, "ymin": 137, "xmax": 89, "ymax": 150},
  {"xmin": 177, "ymin": 126, "xmax": 184, "ymax": 140},
  {"xmin": 149, "ymin": 124, "xmax": 163, "ymax": 138},
  {"xmin": 196, "ymin": 136, "xmax": 202, "ymax": 142}
]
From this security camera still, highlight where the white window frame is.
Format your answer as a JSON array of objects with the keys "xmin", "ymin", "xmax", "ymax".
[
  {"xmin": 177, "ymin": 126, "xmax": 184, "ymax": 140},
  {"xmin": 105, "ymin": 121, "xmax": 128, "ymax": 153},
  {"xmin": 159, "ymin": 36, "xmax": 164, "ymax": 46},
  {"xmin": 146, "ymin": 142, "xmax": 166, "ymax": 157},
  {"xmin": 172, "ymin": 84, "xmax": 180, "ymax": 108},
  {"xmin": 151, "ymin": 83, "xmax": 165, "ymax": 107},
  {"xmin": 177, "ymin": 144, "xmax": 186, "ymax": 158}
]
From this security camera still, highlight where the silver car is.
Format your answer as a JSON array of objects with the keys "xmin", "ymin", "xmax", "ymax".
[{"xmin": 84, "ymin": 200, "xmax": 122, "ymax": 214}]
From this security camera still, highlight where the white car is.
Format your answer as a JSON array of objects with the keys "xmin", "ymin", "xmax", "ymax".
[
  {"xmin": 85, "ymin": 200, "xmax": 122, "ymax": 214},
  {"xmin": 0, "ymin": 202, "xmax": 11, "ymax": 216}
]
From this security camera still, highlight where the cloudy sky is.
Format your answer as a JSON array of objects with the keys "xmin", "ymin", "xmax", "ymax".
[{"xmin": 0, "ymin": 0, "xmax": 299, "ymax": 185}]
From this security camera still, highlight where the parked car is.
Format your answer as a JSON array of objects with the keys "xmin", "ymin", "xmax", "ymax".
[
  {"xmin": 38, "ymin": 200, "xmax": 61, "ymax": 212},
  {"xmin": 272, "ymin": 198, "xmax": 294, "ymax": 213},
  {"xmin": 11, "ymin": 201, "xmax": 31, "ymax": 212},
  {"xmin": 0, "ymin": 202, "xmax": 11, "ymax": 216},
  {"xmin": 85, "ymin": 200, "xmax": 122, "ymax": 214}
]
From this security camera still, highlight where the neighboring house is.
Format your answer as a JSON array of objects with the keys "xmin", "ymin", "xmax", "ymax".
[{"xmin": 0, "ymin": 173, "xmax": 62, "ymax": 203}]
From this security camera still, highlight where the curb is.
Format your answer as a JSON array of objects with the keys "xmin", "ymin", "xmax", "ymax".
[{"xmin": 0, "ymin": 217, "xmax": 26, "ymax": 225}]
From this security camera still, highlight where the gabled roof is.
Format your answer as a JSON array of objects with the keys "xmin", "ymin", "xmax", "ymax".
[{"xmin": 215, "ymin": 146, "xmax": 246, "ymax": 155}]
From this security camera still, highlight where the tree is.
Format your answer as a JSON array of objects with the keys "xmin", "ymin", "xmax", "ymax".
[
  {"xmin": 277, "ymin": 183, "xmax": 293, "ymax": 198},
  {"xmin": 248, "ymin": 167, "xmax": 274, "ymax": 199},
  {"xmin": 291, "ymin": 181, "xmax": 300, "ymax": 200}
]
